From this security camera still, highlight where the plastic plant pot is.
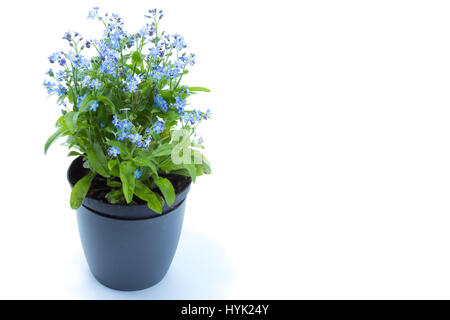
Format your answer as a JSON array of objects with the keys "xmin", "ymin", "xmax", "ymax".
[{"xmin": 68, "ymin": 157, "xmax": 191, "ymax": 291}]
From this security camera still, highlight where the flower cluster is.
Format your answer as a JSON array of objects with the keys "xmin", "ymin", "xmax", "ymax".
[
  {"xmin": 112, "ymin": 115, "xmax": 154, "ymax": 147},
  {"xmin": 44, "ymin": 8, "xmax": 212, "ymax": 209}
]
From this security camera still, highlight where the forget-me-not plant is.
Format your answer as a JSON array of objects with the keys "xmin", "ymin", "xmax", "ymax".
[{"xmin": 44, "ymin": 8, "xmax": 211, "ymax": 212}]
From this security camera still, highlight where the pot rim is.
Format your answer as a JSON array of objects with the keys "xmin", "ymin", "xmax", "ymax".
[
  {"xmin": 67, "ymin": 156, "xmax": 192, "ymax": 219},
  {"xmin": 79, "ymin": 196, "xmax": 187, "ymax": 221}
]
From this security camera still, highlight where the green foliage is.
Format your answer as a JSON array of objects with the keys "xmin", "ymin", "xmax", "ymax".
[
  {"xmin": 120, "ymin": 161, "xmax": 136, "ymax": 204},
  {"xmin": 105, "ymin": 189, "xmax": 125, "ymax": 204},
  {"xmin": 70, "ymin": 172, "xmax": 95, "ymax": 209},
  {"xmin": 154, "ymin": 177, "xmax": 175, "ymax": 206},
  {"xmin": 188, "ymin": 87, "xmax": 211, "ymax": 92},
  {"xmin": 135, "ymin": 181, "xmax": 163, "ymax": 213},
  {"xmin": 86, "ymin": 143, "xmax": 110, "ymax": 178},
  {"xmin": 44, "ymin": 127, "xmax": 67, "ymax": 154}
]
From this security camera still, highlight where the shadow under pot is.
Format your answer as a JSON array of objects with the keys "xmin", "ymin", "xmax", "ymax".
[{"xmin": 67, "ymin": 156, "xmax": 192, "ymax": 291}]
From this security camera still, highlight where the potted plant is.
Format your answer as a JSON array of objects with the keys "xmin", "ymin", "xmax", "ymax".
[{"xmin": 43, "ymin": 7, "xmax": 211, "ymax": 291}]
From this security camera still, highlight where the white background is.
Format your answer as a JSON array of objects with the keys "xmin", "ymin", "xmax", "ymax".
[{"xmin": 1, "ymin": 0, "xmax": 450, "ymax": 299}]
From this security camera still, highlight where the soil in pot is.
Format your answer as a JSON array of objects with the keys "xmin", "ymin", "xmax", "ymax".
[{"xmin": 69, "ymin": 156, "xmax": 191, "ymax": 206}]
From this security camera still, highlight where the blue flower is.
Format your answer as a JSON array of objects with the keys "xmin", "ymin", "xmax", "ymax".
[
  {"xmin": 48, "ymin": 52, "xmax": 60, "ymax": 64},
  {"xmin": 203, "ymin": 109, "xmax": 212, "ymax": 119},
  {"xmin": 62, "ymin": 32, "xmax": 72, "ymax": 41},
  {"xmin": 134, "ymin": 169, "xmax": 142, "ymax": 179},
  {"xmin": 100, "ymin": 61, "xmax": 116, "ymax": 75},
  {"xmin": 170, "ymin": 67, "xmax": 181, "ymax": 79},
  {"xmin": 182, "ymin": 110, "xmax": 201, "ymax": 124},
  {"xmin": 153, "ymin": 121, "xmax": 165, "ymax": 134},
  {"xmin": 43, "ymin": 80, "xmax": 57, "ymax": 94},
  {"xmin": 117, "ymin": 131, "xmax": 128, "ymax": 141},
  {"xmin": 72, "ymin": 56, "xmax": 86, "ymax": 69},
  {"xmin": 89, "ymin": 101, "xmax": 98, "ymax": 111},
  {"xmin": 91, "ymin": 78, "xmax": 101, "ymax": 90},
  {"xmin": 88, "ymin": 7, "xmax": 99, "ymax": 20},
  {"xmin": 81, "ymin": 76, "xmax": 91, "ymax": 88},
  {"xmin": 79, "ymin": 57, "xmax": 91, "ymax": 69},
  {"xmin": 128, "ymin": 133, "xmax": 142, "ymax": 144},
  {"xmin": 173, "ymin": 34, "xmax": 186, "ymax": 50},
  {"xmin": 191, "ymin": 110, "xmax": 202, "ymax": 123},
  {"xmin": 154, "ymin": 95, "xmax": 163, "ymax": 104},
  {"xmin": 67, "ymin": 50, "xmax": 76, "ymax": 61},
  {"xmin": 128, "ymin": 81, "xmax": 138, "ymax": 93},
  {"xmin": 179, "ymin": 86, "xmax": 191, "ymax": 96},
  {"xmin": 56, "ymin": 85, "xmax": 67, "ymax": 96},
  {"xmin": 152, "ymin": 66, "xmax": 168, "ymax": 80},
  {"xmin": 136, "ymin": 140, "xmax": 143, "ymax": 147},
  {"xmin": 174, "ymin": 60, "xmax": 184, "ymax": 69},
  {"xmin": 138, "ymin": 25, "xmax": 148, "ymax": 37},
  {"xmin": 154, "ymin": 95, "xmax": 168, "ymax": 112},
  {"xmin": 55, "ymin": 70, "xmax": 66, "ymax": 81},
  {"xmin": 186, "ymin": 53, "xmax": 196, "ymax": 66},
  {"xmin": 174, "ymin": 97, "xmax": 186, "ymax": 114},
  {"xmin": 143, "ymin": 136, "xmax": 152, "ymax": 147},
  {"xmin": 122, "ymin": 75, "xmax": 139, "ymax": 93},
  {"xmin": 97, "ymin": 40, "xmax": 119, "ymax": 61},
  {"xmin": 108, "ymin": 146, "xmax": 120, "ymax": 157},
  {"xmin": 112, "ymin": 115, "xmax": 121, "ymax": 127},
  {"xmin": 181, "ymin": 112, "xmax": 191, "ymax": 123},
  {"xmin": 149, "ymin": 46, "xmax": 163, "ymax": 59},
  {"xmin": 100, "ymin": 122, "xmax": 106, "ymax": 127},
  {"xmin": 120, "ymin": 120, "xmax": 132, "ymax": 131}
]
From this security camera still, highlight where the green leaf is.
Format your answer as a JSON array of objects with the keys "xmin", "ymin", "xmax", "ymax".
[
  {"xmin": 134, "ymin": 181, "xmax": 162, "ymax": 214},
  {"xmin": 196, "ymin": 165, "xmax": 204, "ymax": 176},
  {"xmin": 152, "ymin": 143, "xmax": 174, "ymax": 157},
  {"xmin": 120, "ymin": 161, "xmax": 136, "ymax": 204},
  {"xmin": 93, "ymin": 142, "xmax": 108, "ymax": 172},
  {"xmin": 86, "ymin": 143, "xmax": 110, "ymax": 177},
  {"xmin": 132, "ymin": 51, "xmax": 144, "ymax": 65},
  {"xmin": 64, "ymin": 112, "xmax": 76, "ymax": 133},
  {"xmin": 134, "ymin": 150, "xmax": 158, "ymax": 174},
  {"xmin": 108, "ymin": 159, "xmax": 120, "ymax": 177},
  {"xmin": 188, "ymin": 86, "xmax": 211, "ymax": 92},
  {"xmin": 105, "ymin": 189, "xmax": 124, "ymax": 204},
  {"xmin": 73, "ymin": 94, "xmax": 93, "ymax": 124},
  {"xmin": 68, "ymin": 151, "xmax": 82, "ymax": 157},
  {"xmin": 57, "ymin": 94, "xmax": 67, "ymax": 105},
  {"xmin": 70, "ymin": 172, "xmax": 95, "ymax": 209},
  {"xmin": 202, "ymin": 158, "xmax": 212, "ymax": 174},
  {"xmin": 106, "ymin": 180, "xmax": 122, "ymax": 188},
  {"xmin": 78, "ymin": 94, "xmax": 94, "ymax": 113},
  {"xmin": 56, "ymin": 115, "xmax": 65, "ymax": 127},
  {"xmin": 154, "ymin": 177, "xmax": 175, "ymax": 206},
  {"xmin": 184, "ymin": 163, "xmax": 197, "ymax": 182},
  {"xmin": 156, "ymin": 193, "xmax": 165, "ymax": 207},
  {"xmin": 44, "ymin": 127, "xmax": 67, "ymax": 154},
  {"xmin": 97, "ymin": 96, "xmax": 117, "ymax": 113}
]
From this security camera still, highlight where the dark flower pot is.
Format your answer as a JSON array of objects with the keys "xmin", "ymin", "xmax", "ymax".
[{"xmin": 67, "ymin": 157, "xmax": 191, "ymax": 291}]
